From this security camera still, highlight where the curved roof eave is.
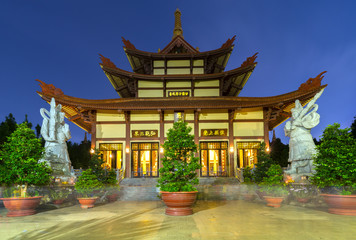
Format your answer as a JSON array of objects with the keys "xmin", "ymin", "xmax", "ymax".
[{"xmin": 123, "ymin": 45, "xmax": 234, "ymax": 59}]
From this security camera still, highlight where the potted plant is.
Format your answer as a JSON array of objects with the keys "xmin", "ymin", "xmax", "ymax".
[
  {"xmin": 74, "ymin": 169, "xmax": 103, "ymax": 209},
  {"xmin": 0, "ymin": 123, "xmax": 52, "ymax": 217},
  {"xmin": 157, "ymin": 120, "xmax": 201, "ymax": 216},
  {"xmin": 260, "ymin": 164, "xmax": 289, "ymax": 208},
  {"xmin": 241, "ymin": 166, "xmax": 257, "ymax": 201},
  {"xmin": 310, "ymin": 123, "xmax": 356, "ymax": 215},
  {"xmin": 289, "ymin": 185, "xmax": 315, "ymax": 203},
  {"xmin": 254, "ymin": 142, "xmax": 274, "ymax": 200},
  {"xmin": 104, "ymin": 169, "xmax": 119, "ymax": 202},
  {"xmin": 49, "ymin": 187, "xmax": 71, "ymax": 205}
]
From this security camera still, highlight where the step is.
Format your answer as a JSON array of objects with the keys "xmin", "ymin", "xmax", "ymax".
[{"xmin": 117, "ymin": 177, "xmax": 242, "ymax": 201}]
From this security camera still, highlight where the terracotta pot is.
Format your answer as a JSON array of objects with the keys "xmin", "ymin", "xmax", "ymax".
[
  {"xmin": 161, "ymin": 191, "xmax": 197, "ymax": 216},
  {"xmin": 296, "ymin": 197, "xmax": 311, "ymax": 203},
  {"xmin": 256, "ymin": 190, "xmax": 267, "ymax": 200},
  {"xmin": 107, "ymin": 193, "xmax": 118, "ymax": 202},
  {"xmin": 263, "ymin": 196, "xmax": 284, "ymax": 208},
  {"xmin": 242, "ymin": 193, "xmax": 256, "ymax": 201},
  {"xmin": 77, "ymin": 197, "xmax": 98, "ymax": 209},
  {"xmin": 52, "ymin": 199, "xmax": 65, "ymax": 205},
  {"xmin": 0, "ymin": 196, "xmax": 42, "ymax": 217},
  {"xmin": 321, "ymin": 194, "xmax": 356, "ymax": 216}
]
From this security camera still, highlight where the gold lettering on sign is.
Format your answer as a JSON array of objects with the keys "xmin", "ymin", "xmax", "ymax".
[
  {"xmin": 132, "ymin": 130, "xmax": 158, "ymax": 138},
  {"xmin": 201, "ymin": 129, "xmax": 228, "ymax": 137},
  {"xmin": 168, "ymin": 91, "xmax": 190, "ymax": 97}
]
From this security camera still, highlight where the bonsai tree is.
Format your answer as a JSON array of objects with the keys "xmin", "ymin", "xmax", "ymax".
[
  {"xmin": 260, "ymin": 164, "xmax": 289, "ymax": 197},
  {"xmin": 0, "ymin": 123, "xmax": 52, "ymax": 197},
  {"xmin": 254, "ymin": 142, "xmax": 274, "ymax": 183},
  {"xmin": 311, "ymin": 123, "xmax": 356, "ymax": 195},
  {"xmin": 241, "ymin": 166, "xmax": 257, "ymax": 194},
  {"xmin": 157, "ymin": 120, "xmax": 201, "ymax": 192},
  {"xmin": 74, "ymin": 169, "xmax": 103, "ymax": 198}
]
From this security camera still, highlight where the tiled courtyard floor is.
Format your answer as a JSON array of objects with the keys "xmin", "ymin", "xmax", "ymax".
[{"xmin": 1, "ymin": 200, "xmax": 355, "ymax": 240}]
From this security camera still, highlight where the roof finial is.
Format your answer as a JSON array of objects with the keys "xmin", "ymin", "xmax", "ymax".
[{"xmin": 173, "ymin": 8, "xmax": 183, "ymax": 39}]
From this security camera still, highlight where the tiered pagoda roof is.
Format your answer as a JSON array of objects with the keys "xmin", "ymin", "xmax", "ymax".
[
  {"xmin": 99, "ymin": 9, "xmax": 257, "ymax": 98},
  {"xmin": 37, "ymin": 72, "xmax": 327, "ymax": 132}
]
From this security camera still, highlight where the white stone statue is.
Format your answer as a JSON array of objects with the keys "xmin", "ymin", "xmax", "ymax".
[
  {"xmin": 40, "ymin": 98, "xmax": 73, "ymax": 181},
  {"xmin": 284, "ymin": 89, "xmax": 324, "ymax": 177}
]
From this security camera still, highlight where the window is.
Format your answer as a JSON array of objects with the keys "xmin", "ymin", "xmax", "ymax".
[
  {"xmin": 237, "ymin": 142, "xmax": 260, "ymax": 168},
  {"xmin": 99, "ymin": 143, "xmax": 123, "ymax": 169}
]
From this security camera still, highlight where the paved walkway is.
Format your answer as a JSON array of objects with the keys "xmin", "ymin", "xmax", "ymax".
[{"xmin": 1, "ymin": 200, "xmax": 355, "ymax": 240}]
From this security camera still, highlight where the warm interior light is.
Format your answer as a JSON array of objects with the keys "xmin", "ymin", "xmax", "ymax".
[
  {"xmin": 160, "ymin": 147, "xmax": 164, "ymax": 153},
  {"xmin": 90, "ymin": 149, "xmax": 95, "ymax": 154},
  {"xmin": 109, "ymin": 154, "xmax": 113, "ymax": 158},
  {"xmin": 126, "ymin": 147, "xmax": 130, "ymax": 153},
  {"xmin": 266, "ymin": 147, "xmax": 270, "ymax": 152},
  {"xmin": 230, "ymin": 147, "xmax": 234, "ymax": 153}
]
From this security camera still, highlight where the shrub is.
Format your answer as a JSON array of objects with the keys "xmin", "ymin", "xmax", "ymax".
[
  {"xmin": 157, "ymin": 121, "xmax": 201, "ymax": 192},
  {"xmin": 311, "ymin": 123, "xmax": 356, "ymax": 195},
  {"xmin": 0, "ymin": 123, "xmax": 52, "ymax": 197}
]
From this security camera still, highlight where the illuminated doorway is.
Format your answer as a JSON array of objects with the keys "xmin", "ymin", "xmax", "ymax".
[
  {"xmin": 99, "ymin": 143, "xmax": 123, "ymax": 169},
  {"xmin": 200, "ymin": 141, "xmax": 228, "ymax": 177},
  {"xmin": 131, "ymin": 142, "xmax": 159, "ymax": 177},
  {"xmin": 237, "ymin": 142, "xmax": 260, "ymax": 168}
]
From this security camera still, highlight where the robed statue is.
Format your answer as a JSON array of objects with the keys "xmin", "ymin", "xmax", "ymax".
[
  {"xmin": 284, "ymin": 89, "xmax": 324, "ymax": 177},
  {"xmin": 40, "ymin": 98, "xmax": 73, "ymax": 181}
]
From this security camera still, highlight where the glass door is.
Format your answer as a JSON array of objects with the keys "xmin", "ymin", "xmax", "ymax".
[
  {"xmin": 200, "ymin": 142, "xmax": 228, "ymax": 177},
  {"xmin": 132, "ymin": 142, "xmax": 159, "ymax": 177}
]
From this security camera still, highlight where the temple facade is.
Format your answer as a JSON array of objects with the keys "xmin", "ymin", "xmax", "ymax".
[{"xmin": 37, "ymin": 9, "xmax": 326, "ymax": 178}]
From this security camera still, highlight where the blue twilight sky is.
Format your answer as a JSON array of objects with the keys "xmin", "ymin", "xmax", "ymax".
[{"xmin": 0, "ymin": 0, "xmax": 355, "ymax": 144}]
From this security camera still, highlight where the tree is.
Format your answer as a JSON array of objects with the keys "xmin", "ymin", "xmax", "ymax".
[
  {"xmin": 311, "ymin": 123, "xmax": 356, "ymax": 194},
  {"xmin": 23, "ymin": 114, "xmax": 33, "ymax": 129},
  {"xmin": 254, "ymin": 142, "xmax": 275, "ymax": 183},
  {"xmin": 270, "ymin": 138, "xmax": 289, "ymax": 167},
  {"xmin": 0, "ymin": 113, "xmax": 17, "ymax": 145},
  {"xmin": 351, "ymin": 116, "xmax": 356, "ymax": 139},
  {"xmin": 0, "ymin": 123, "xmax": 52, "ymax": 197},
  {"xmin": 67, "ymin": 140, "xmax": 91, "ymax": 169},
  {"xmin": 157, "ymin": 121, "xmax": 201, "ymax": 192}
]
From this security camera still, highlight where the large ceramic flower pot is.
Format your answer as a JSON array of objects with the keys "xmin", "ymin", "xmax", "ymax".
[
  {"xmin": 77, "ymin": 197, "xmax": 98, "ymax": 209},
  {"xmin": 296, "ymin": 197, "xmax": 311, "ymax": 203},
  {"xmin": 242, "ymin": 193, "xmax": 256, "ymax": 201},
  {"xmin": 321, "ymin": 194, "xmax": 356, "ymax": 216},
  {"xmin": 52, "ymin": 199, "xmax": 65, "ymax": 205},
  {"xmin": 0, "ymin": 196, "xmax": 42, "ymax": 217},
  {"xmin": 107, "ymin": 193, "xmax": 119, "ymax": 203},
  {"xmin": 161, "ymin": 191, "xmax": 197, "ymax": 216},
  {"xmin": 263, "ymin": 196, "xmax": 284, "ymax": 208}
]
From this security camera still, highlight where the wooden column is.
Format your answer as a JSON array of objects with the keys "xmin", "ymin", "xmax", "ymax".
[
  {"xmin": 90, "ymin": 111, "xmax": 97, "ymax": 149},
  {"xmin": 263, "ymin": 108, "xmax": 270, "ymax": 150},
  {"xmin": 125, "ymin": 111, "xmax": 131, "ymax": 178},
  {"xmin": 194, "ymin": 110, "xmax": 200, "ymax": 177},
  {"xmin": 159, "ymin": 110, "xmax": 164, "ymax": 168},
  {"xmin": 228, "ymin": 109, "xmax": 235, "ymax": 177}
]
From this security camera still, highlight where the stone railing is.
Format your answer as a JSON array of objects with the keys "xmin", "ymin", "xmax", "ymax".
[{"xmin": 235, "ymin": 168, "xmax": 244, "ymax": 182}]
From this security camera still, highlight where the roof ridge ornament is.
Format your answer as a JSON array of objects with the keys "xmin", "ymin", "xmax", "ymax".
[
  {"xmin": 36, "ymin": 79, "xmax": 64, "ymax": 96},
  {"xmin": 298, "ymin": 71, "xmax": 327, "ymax": 91},
  {"xmin": 221, "ymin": 35, "xmax": 236, "ymax": 48},
  {"xmin": 122, "ymin": 37, "xmax": 136, "ymax": 50},
  {"xmin": 173, "ymin": 8, "xmax": 183, "ymax": 39},
  {"xmin": 240, "ymin": 52, "xmax": 258, "ymax": 68},
  {"xmin": 99, "ymin": 54, "xmax": 118, "ymax": 69}
]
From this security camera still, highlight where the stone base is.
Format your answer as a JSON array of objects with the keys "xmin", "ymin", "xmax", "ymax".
[{"xmin": 284, "ymin": 173, "xmax": 313, "ymax": 183}]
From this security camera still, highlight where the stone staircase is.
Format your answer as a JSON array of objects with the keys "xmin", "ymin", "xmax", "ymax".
[{"xmin": 117, "ymin": 177, "xmax": 242, "ymax": 201}]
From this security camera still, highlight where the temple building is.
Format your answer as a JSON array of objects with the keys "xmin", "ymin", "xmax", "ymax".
[{"xmin": 37, "ymin": 9, "xmax": 326, "ymax": 178}]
